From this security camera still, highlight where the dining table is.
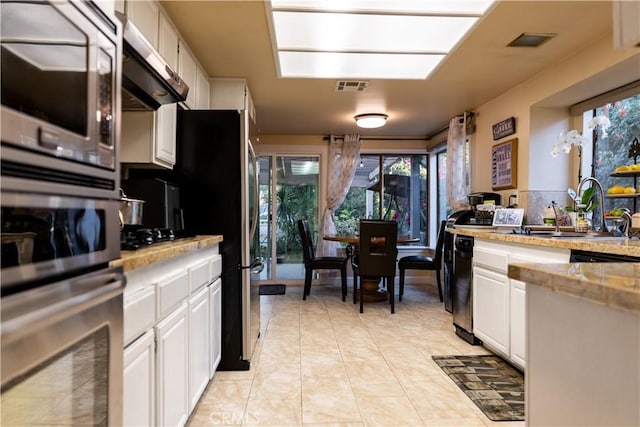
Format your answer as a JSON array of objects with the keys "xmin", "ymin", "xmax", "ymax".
[{"xmin": 323, "ymin": 234, "xmax": 420, "ymax": 302}]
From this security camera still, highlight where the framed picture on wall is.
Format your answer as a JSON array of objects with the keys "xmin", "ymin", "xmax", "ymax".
[{"xmin": 491, "ymin": 138, "xmax": 517, "ymax": 190}]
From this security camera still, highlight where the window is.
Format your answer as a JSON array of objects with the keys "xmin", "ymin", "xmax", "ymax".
[
  {"xmin": 336, "ymin": 154, "xmax": 427, "ymax": 243},
  {"xmin": 589, "ymin": 92, "xmax": 640, "ymax": 221},
  {"xmin": 436, "ymin": 148, "xmax": 452, "ymax": 224}
]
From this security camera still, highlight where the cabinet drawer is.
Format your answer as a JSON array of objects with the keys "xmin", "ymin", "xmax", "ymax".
[
  {"xmin": 189, "ymin": 259, "xmax": 211, "ymax": 292},
  {"xmin": 157, "ymin": 270, "xmax": 189, "ymax": 318},
  {"xmin": 124, "ymin": 286, "xmax": 157, "ymax": 346},
  {"xmin": 211, "ymin": 255, "xmax": 222, "ymax": 280},
  {"xmin": 474, "ymin": 247, "xmax": 509, "ymax": 272}
]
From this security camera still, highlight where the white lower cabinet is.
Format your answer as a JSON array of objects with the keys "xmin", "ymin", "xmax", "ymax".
[
  {"xmin": 509, "ymin": 279, "xmax": 527, "ymax": 368},
  {"xmin": 188, "ymin": 286, "xmax": 210, "ymax": 412},
  {"xmin": 122, "ymin": 244, "xmax": 222, "ymax": 426},
  {"xmin": 123, "ymin": 330, "xmax": 155, "ymax": 427},
  {"xmin": 209, "ymin": 278, "xmax": 222, "ymax": 378},
  {"xmin": 156, "ymin": 302, "xmax": 189, "ymax": 427},
  {"xmin": 473, "ymin": 238, "xmax": 570, "ymax": 370},
  {"xmin": 473, "ymin": 265, "xmax": 510, "ymax": 357}
]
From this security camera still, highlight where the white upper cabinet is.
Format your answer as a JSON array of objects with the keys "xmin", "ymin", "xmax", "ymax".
[
  {"xmin": 178, "ymin": 40, "xmax": 197, "ymax": 108},
  {"xmin": 126, "ymin": 0, "xmax": 159, "ymax": 49},
  {"xmin": 158, "ymin": 11, "xmax": 179, "ymax": 71},
  {"xmin": 195, "ymin": 66, "xmax": 210, "ymax": 109}
]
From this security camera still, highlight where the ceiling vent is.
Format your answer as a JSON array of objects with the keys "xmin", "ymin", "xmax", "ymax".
[
  {"xmin": 507, "ymin": 32, "xmax": 557, "ymax": 47},
  {"xmin": 335, "ymin": 81, "xmax": 369, "ymax": 92}
]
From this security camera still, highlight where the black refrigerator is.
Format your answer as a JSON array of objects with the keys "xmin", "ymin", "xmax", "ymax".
[{"xmin": 175, "ymin": 109, "xmax": 262, "ymax": 371}]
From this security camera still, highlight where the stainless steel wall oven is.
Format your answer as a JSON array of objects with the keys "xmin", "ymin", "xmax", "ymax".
[{"xmin": 1, "ymin": 2, "xmax": 124, "ymax": 426}]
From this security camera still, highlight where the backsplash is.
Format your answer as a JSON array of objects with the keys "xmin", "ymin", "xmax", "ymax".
[{"xmin": 521, "ymin": 190, "xmax": 572, "ymax": 225}]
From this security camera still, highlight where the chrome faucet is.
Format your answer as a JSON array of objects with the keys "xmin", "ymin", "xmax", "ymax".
[
  {"xmin": 576, "ymin": 177, "xmax": 609, "ymax": 233},
  {"xmin": 621, "ymin": 209, "xmax": 633, "ymax": 238},
  {"xmin": 550, "ymin": 201, "xmax": 561, "ymax": 233}
]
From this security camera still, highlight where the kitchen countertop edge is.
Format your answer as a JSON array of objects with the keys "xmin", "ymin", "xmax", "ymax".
[
  {"xmin": 111, "ymin": 235, "xmax": 223, "ymax": 272},
  {"xmin": 449, "ymin": 227, "xmax": 640, "ymax": 257},
  {"xmin": 508, "ymin": 262, "xmax": 640, "ymax": 314}
]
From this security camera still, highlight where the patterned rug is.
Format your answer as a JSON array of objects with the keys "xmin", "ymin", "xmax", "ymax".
[
  {"xmin": 259, "ymin": 284, "xmax": 286, "ymax": 295},
  {"xmin": 432, "ymin": 355, "xmax": 524, "ymax": 421}
]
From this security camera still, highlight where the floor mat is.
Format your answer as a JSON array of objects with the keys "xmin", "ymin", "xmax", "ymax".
[
  {"xmin": 259, "ymin": 284, "xmax": 286, "ymax": 295},
  {"xmin": 432, "ymin": 355, "xmax": 524, "ymax": 421}
]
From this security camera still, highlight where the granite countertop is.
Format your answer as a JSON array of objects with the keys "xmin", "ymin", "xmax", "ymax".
[
  {"xmin": 508, "ymin": 262, "xmax": 640, "ymax": 314},
  {"xmin": 111, "ymin": 235, "xmax": 223, "ymax": 272},
  {"xmin": 450, "ymin": 227, "xmax": 640, "ymax": 258}
]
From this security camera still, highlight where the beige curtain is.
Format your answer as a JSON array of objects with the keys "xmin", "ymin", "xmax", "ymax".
[
  {"xmin": 317, "ymin": 134, "xmax": 361, "ymax": 256},
  {"xmin": 446, "ymin": 117, "xmax": 470, "ymax": 211}
]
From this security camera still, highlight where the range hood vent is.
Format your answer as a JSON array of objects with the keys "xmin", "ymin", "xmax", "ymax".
[{"xmin": 115, "ymin": 12, "xmax": 188, "ymax": 111}]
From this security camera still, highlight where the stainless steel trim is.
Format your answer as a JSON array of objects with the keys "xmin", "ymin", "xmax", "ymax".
[
  {"xmin": 1, "ymin": 265, "xmax": 125, "ymax": 425},
  {"xmin": 248, "ymin": 140, "xmax": 260, "ymax": 240},
  {"xmin": 0, "ymin": 192, "xmax": 120, "ymax": 289},
  {"xmin": 115, "ymin": 11, "xmax": 188, "ymax": 110}
]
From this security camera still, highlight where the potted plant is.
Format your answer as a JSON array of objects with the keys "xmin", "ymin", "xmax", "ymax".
[{"xmin": 566, "ymin": 187, "xmax": 598, "ymax": 231}]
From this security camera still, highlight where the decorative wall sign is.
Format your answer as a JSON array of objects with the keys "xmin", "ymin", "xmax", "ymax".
[
  {"xmin": 491, "ymin": 138, "xmax": 517, "ymax": 190},
  {"xmin": 492, "ymin": 117, "xmax": 516, "ymax": 140}
]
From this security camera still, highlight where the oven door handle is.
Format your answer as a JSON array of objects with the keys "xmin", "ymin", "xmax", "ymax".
[{"xmin": 1, "ymin": 269, "xmax": 126, "ymax": 338}]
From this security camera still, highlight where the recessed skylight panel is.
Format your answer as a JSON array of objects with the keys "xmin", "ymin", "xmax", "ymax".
[
  {"xmin": 272, "ymin": 11, "xmax": 478, "ymax": 53},
  {"xmin": 270, "ymin": 0, "xmax": 494, "ymax": 15},
  {"xmin": 278, "ymin": 51, "xmax": 445, "ymax": 79}
]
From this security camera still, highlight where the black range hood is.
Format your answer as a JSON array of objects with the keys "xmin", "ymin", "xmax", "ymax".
[{"xmin": 115, "ymin": 12, "xmax": 188, "ymax": 111}]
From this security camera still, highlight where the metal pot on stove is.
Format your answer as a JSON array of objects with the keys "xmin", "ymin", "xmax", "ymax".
[{"xmin": 119, "ymin": 188, "xmax": 145, "ymax": 229}]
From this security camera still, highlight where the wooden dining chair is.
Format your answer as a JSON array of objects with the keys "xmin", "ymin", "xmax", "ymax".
[
  {"xmin": 354, "ymin": 219, "xmax": 398, "ymax": 313},
  {"xmin": 398, "ymin": 220, "xmax": 447, "ymax": 302},
  {"xmin": 297, "ymin": 220, "xmax": 348, "ymax": 301}
]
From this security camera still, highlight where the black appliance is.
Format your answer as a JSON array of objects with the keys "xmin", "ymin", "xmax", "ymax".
[
  {"xmin": 121, "ymin": 225, "xmax": 176, "ymax": 250},
  {"xmin": 570, "ymin": 249, "xmax": 640, "ymax": 263},
  {"xmin": 115, "ymin": 11, "xmax": 188, "ymax": 110},
  {"xmin": 122, "ymin": 178, "xmax": 184, "ymax": 231},
  {"xmin": 172, "ymin": 109, "xmax": 262, "ymax": 371},
  {"xmin": 452, "ymin": 235, "xmax": 481, "ymax": 345}
]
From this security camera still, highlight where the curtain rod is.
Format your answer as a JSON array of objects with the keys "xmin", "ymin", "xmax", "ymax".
[
  {"xmin": 324, "ymin": 135, "xmax": 428, "ymax": 141},
  {"xmin": 427, "ymin": 111, "xmax": 476, "ymax": 138}
]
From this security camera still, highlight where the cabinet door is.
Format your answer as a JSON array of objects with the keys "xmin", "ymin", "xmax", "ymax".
[
  {"xmin": 188, "ymin": 287, "xmax": 210, "ymax": 412},
  {"xmin": 155, "ymin": 103, "xmax": 177, "ymax": 166},
  {"xmin": 123, "ymin": 330, "xmax": 155, "ymax": 427},
  {"xmin": 158, "ymin": 11, "xmax": 178, "ymax": 70},
  {"xmin": 209, "ymin": 278, "xmax": 222, "ymax": 378},
  {"xmin": 510, "ymin": 279, "xmax": 526, "ymax": 369},
  {"xmin": 473, "ymin": 266, "xmax": 510, "ymax": 356},
  {"xmin": 156, "ymin": 302, "xmax": 189, "ymax": 427},
  {"xmin": 195, "ymin": 66, "xmax": 210, "ymax": 109},
  {"xmin": 178, "ymin": 41, "xmax": 197, "ymax": 108},
  {"xmin": 127, "ymin": 0, "xmax": 159, "ymax": 49}
]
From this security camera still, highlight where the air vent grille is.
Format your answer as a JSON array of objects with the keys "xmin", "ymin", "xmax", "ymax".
[
  {"xmin": 507, "ymin": 32, "xmax": 556, "ymax": 47},
  {"xmin": 335, "ymin": 81, "xmax": 369, "ymax": 92}
]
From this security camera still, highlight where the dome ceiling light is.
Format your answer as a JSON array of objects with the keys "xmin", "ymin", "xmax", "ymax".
[{"xmin": 355, "ymin": 113, "xmax": 388, "ymax": 129}]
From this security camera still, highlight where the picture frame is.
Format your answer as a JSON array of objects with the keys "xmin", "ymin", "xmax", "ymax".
[
  {"xmin": 491, "ymin": 138, "xmax": 517, "ymax": 190},
  {"xmin": 492, "ymin": 208, "xmax": 524, "ymax": 228},
  {"xmin": 492, "ymin": 116, "xmax": 516, "ymax": 140}
]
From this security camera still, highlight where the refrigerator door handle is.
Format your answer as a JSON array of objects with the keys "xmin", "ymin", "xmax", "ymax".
[
  {"xmin": 239, "ymin": 257, "xmax": 264, "ymax": 274},
  {"xmin": 248, "ymin": 140, "xmax": 260, "ymax": 240}
]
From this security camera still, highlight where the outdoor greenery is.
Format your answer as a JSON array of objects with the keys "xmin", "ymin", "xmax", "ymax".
[
  {"xmin": 275, "ymin": 184, "xmax": 317, "ymax": 258},
  {"xmin": 593, "ymin": 94, "xmax": 640, "ymax": 215}
]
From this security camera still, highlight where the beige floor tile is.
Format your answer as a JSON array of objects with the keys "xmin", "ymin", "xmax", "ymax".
[
  {"xmin": 302, "ymin": 392, "xmax": 361, "ymax": 424},
  {"xmin": 243, "ymin": 398, "xmax": 302, "ymax": 426},
  {"xmin": 250, "ymin": 362, "xmax": 301, "ymax": 400},
  {"xmin": 354, "ymin": 395, "xmax": 423, "ymax": 427},
  {"xmin": 187, "ymin": 284, "xmax": 522, "ymax": 427}
]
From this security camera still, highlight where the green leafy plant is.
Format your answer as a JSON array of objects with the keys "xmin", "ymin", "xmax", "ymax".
[{"xmin": 565, "ymin": 186, "xmax": 598, "ymax": 213}]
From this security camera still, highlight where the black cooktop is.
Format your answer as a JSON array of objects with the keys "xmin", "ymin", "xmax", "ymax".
[{"xmin": 121, "ymin": 225, "xmax": 176, "ymax": 250}]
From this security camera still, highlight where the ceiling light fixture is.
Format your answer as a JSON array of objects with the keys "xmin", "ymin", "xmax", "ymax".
[{"xmin": 355, "ymin": 113, "xmax": 388, "ymax": 129}]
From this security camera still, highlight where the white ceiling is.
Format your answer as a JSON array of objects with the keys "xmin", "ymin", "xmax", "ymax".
[{"xmin": 160, "ymin": 0, "xmax": 614, "ymax": 138}]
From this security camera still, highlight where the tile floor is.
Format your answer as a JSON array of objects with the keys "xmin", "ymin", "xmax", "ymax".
[{"xmin": 187, "ymin": 282, "xmax": 525, "ymax": 427}]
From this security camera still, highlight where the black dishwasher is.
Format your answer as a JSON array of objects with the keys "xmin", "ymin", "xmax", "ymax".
[
  {"xmin": 452, "ymin": 235, "xmax": 481, "ymax": 345},
  {"xmin": 570, "ymin": 250, "xmax": 640, "ymax": 263}
]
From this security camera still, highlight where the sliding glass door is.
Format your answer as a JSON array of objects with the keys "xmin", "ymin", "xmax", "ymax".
[{"xmin": 257, "ymin": 155, "xmax": 319, "ymax": 281}]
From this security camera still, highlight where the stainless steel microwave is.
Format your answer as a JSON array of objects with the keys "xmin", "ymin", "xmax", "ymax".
[{"xmin": 1, "ymin": 0, "xmax": 121, "ymax": 199}]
